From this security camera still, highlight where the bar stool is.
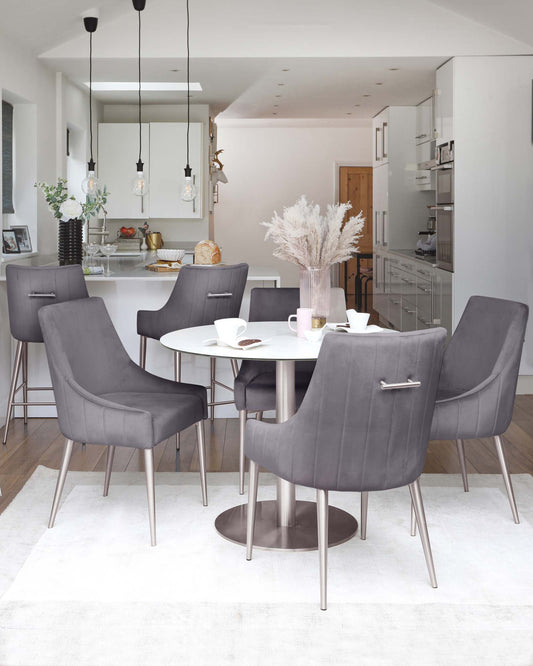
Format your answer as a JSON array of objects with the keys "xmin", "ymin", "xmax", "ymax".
[
  {"xmin": 3, "ymin": 264, "xmax": 89, "ymax": 446},
  {"xmin": 137, "ymin": 263, "xmax": 248, "ymax": 464}
]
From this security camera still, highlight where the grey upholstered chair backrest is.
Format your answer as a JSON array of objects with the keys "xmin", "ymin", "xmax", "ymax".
[
  {"xmin": 437, "ymin": 295, "xmax": 528, "ymax": 432},
  {"xmin": 6, "ymin": 264, "xmax": 89, "ymax": 343},
  {"xmin": 258, "ymin": 328, "xmax": 447, "ymax": 492},
  {"xmin": 137, "ymin": 263, "xmax": 249, "ymax": 338},
  {"xmin": 248, "ymin": 287, "xmax": 300, "ymax": 322}
]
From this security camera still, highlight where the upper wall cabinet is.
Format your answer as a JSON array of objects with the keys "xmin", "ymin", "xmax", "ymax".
[
  {"xmin": 372, "ymin": 108, "xmax": 389, "ymax": 167},
  {"xmin": 435, "ymin": 60, "xmax": 454, "ymax": 146},
  {"xmin": 149, "ymin": 122, "xmax": 202, "ymax": 219},
  {"xmin": 98, "ymin": 123, "xmax": 150, "ymax": 219},
  {"xmin": 98, "ymin": 122, "xmax": 203, "ymax": 219},
  {"xmin": 415, "ymin": 96, "xmax": 433, "ymax": 145}
]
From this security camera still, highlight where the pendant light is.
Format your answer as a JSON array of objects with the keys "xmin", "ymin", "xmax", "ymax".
[
  {"xmin": 81, "ymin": 15, "xmax": 100, "ymax": 198},
  {"xmin": 131, "ymin": 0, "xmax": 149, "ymax": 196},
  {"xmin": 181, "ymin": 0, "xmax": 197, "ymax": 202}
]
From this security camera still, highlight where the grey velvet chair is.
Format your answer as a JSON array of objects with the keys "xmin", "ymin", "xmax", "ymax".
[
  {"xmin": 39, "ymin": 296, "xmax": 208, "ymax": 546},
  {"xmin": 234, "ymin": 287, "xmax": 316, "ymax": 494},
  {"xmin": 245, "ymin": 327, "xmax": 447, "ymax": 610},
  {"xmin": 137, "ymin": 263, "xmax": 248, "ymax": 445},
  {"xmin": 3, "ymin": 264, "xmax": 89, "ymax": 447},
  {"xmin": 425, "ymin": 295, "xmax": 529, "ymax": 526}
]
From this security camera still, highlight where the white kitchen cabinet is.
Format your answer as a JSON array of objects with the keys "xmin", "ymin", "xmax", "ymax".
[
  {"xmin": 372, "ymin": 106, "xmax": 427, "ymax": 251},
  {"xmin": 149, "ymin": 122, "xmax": 203, "ymax": 219},
  {"xmin": 435, "ymin": 60, "xmax": 454, "ymax": 146},
  {"xmin": 98, "ymin": 123, "xmax": 150, "ymax": 219},
  {"xmin": 372, "ymin": 108, "xmax": 389, "ymax": 167},
  {"xmin": 415, "ymin": 142, "xmax": 436, "ymax": 191},
  {"xmin": 415, "ymin": 97, "xmax": 433, "ymax": 145}
]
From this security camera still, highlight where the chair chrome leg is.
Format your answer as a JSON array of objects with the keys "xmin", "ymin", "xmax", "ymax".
[
  {"xmin": 144, "ymin": 448, "xmax": 156, "ymax": 546},
  {"xmin": 456, "ymin": 439, "xmax": 469, "ymax": 492},
  {"xmin": 246, "ymin": 460, "xmax": 259, "ymax": 560},
  {"xmin": 317, "ymin": 489, "xmax": 329, "ymax": 610},
  {"xmin": 360, "ymin": 491, "xmax": 368, "ymax": 540},
  {"xmin": 139, "ymin": 335, "xmax": 147, "ymax": 369},
  {"xmin": 48, "ymin": 438, "xmax": 74, "ymax": 528},
  {"xmin": 230, "ymin": 358, "xmax": 239, "ymax": 379},
  {"xmin": 410, "ymin": 500, "xmax": 417, "ymax": 537},
  {"xmin": 103, "ymin": 445, "xmax": 115, "ymax": 497},
  {"xmin": 22, "ymin": 342, "xmax": 28, "ymax": 425},
  {"xmin": 174, "ymin": 351, "xmax": 181, "ymax": 463},
  {"xmin": 210, "ymin": 357, "xmax": 216, "ymax": 422},
  {"xmin": 2, "ymin": 340, "xmax": 24, "ymax": 447},
  {"xmin": 409, "ymin": 479, "xmax": 437, "ymax": 588},
  {"xmin": 239, "ymin": 410, "xmax": 247, "ymax": 495},
  {"xmin": 256, "ymin": 411, "xmax": 263, "ymax": 421},
  {"xmin": 196, "ymin": 421, "xmax": 208, "ymax": 506},
  {"xmin": 493, "ymin": 435, "xmax": 520, "ymax": 524}
]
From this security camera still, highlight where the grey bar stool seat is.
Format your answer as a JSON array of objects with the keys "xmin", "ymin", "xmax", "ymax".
[
  {"xmin": 39, "ymin": 296, "xmax": 208, "ymax": 547},
  {"xmin": 137, "ymin": 263, "xmax": 248, "ymax": 463},
  {"xmin": 234, "ymin": 287, "xmax": 316, "ymax": 494},
  {"xmin": 245, "ymin": 328, "xmax": 447, "ymax": 609},
  {"xmin": 425, "ymin": 295, "xmax": 529, "ymax": 527},
  {"xmin": 3, "ymin": 264, "xmax": 89, "ymax": 446}
]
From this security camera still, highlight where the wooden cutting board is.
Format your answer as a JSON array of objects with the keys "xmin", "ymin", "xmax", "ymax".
[{"xmin": 145, "ymin": 262, "xmax": 181, "ymax": 272}]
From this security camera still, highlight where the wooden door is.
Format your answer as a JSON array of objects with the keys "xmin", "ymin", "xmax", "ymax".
[{"xmin": 338, "ymin": 166, "xmax": 373, "ymax": 309}]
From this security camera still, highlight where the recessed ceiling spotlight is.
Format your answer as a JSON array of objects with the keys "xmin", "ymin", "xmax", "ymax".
[
  {"xmin": 363, "ymin": 94, "xmax": 371, "ymax": 97},
  {"xmin": 275, "ymin": 94, "xmax": 282, "ymax": 97},
  {"xmin": 272, "ymin": 112, "xmax": 277, "ymax": 115},
  {"xmin": 278, "ymin": 83, "xmax": 285, "ymax": 86},
  {"xmin": 274, "ymin": 104, "xmax": 279, "ymax": 107},
  {"xmin": 171, "ymin": 68, "xmax": 180, "ymax": 72},
  {"xmin": 346, "ymin": 112, "xmax": 352, "ymax": 115},
  {"xmin": 282, "ymin": 68, "xmax": 290, "ymax": 72},
  {"xmin": 376, "ymin": 82, "xmax": 383, "ymax": 85},
  {"xmin": 389, "ymin": 67, "xmax": 399, "ymax": 71},
  {"xmin": 354, "ymin": 104, "xmax": 360, "ymax": 107}
]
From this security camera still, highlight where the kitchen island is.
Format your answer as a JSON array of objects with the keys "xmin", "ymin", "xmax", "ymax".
[{"xmin": 0, "ymin": 253, "xmax": 280, "ymax": 424}]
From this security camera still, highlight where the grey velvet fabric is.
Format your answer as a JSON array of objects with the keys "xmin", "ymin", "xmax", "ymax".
[
  {"xmin": 6, "ymin": 264, "xmax": 89, "ymax": 343},
  {"xmin": 246, "ymin": 328, "xmax": 447, "ymax": 492},
  {"xmin": 234, "ymin": 288, "xmax": 315, "ymax": 411},
  {"xmin": 137, "ymin": 263, "xmax": 249, "ymax": 340},
  {"xmin": 430, "ymin": 295, "xmax": 529, "ymax": 440},
  {"xmin": 39, "ymin": 297, "xmax": 207, "ymax": 449}
]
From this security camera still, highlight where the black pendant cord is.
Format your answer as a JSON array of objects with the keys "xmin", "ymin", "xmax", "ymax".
[
  {"xmin": 137, "ymin": 8, "xmax": 142, "ymax": 165},
  {"xmin": 89, "ymin": 31, "xmax": 94, "ymax": 167},
  {"xmin": 186, "ymin": 0, "xmax": 190, "ymax": 168}
]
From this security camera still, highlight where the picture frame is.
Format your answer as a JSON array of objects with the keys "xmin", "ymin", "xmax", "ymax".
[
  {"xmin": 2, "ymin": 229, "xmax": 20, "ymax": 254},
  {"xmin": 11, "ymin": 225, "xmax": 32, "ymax": 253}
]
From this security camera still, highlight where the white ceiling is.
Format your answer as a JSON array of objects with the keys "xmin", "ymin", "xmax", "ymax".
[{"xmin": 2, "ymin": 0, "xmax": 533, "ymax": 120}]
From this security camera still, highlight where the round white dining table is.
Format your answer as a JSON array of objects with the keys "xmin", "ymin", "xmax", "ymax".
[{"xmin": 161, "ymin": 321, "xmax": 359, "ymax": 551}]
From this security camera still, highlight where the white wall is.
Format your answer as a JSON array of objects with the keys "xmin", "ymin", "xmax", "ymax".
[
  {"xmin": 453, "ymin": 55, "xmax": 533, "ymax": 377},
  {"xmin": 213, "ymin": 120, "xmax": 372, "ymax": 287},
  {"xmin": 101, "ymin": 104, "xmax": 210, "ymax": 242}
]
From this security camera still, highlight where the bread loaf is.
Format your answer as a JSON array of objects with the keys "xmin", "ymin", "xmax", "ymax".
[{"xmin": 195, "ymin": 240, "xmax": 221, "ymax": 265}]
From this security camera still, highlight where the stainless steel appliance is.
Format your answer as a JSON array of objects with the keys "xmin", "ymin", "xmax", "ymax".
[{"xmin": 431, "ymin": 141, "xmax": 454, "ymax": 272}]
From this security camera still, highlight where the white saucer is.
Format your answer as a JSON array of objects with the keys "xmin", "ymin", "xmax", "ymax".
[{"xmin": 202, "ymin": 338, "xmax": 269, "ymax": 349}]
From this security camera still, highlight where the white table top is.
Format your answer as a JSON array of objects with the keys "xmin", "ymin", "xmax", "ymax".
[{"xmin": 161, "ymin": 322, "xmax": 323, "ymax": 361}]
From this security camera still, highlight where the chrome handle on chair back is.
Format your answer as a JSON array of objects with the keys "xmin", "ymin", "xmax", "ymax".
[
  {"xmin": 28, "ymin": 292, "xmax": 57, "ymax": 298},
  {"xmin": 207, "ymin": 292, "xmax": 233, "ymax": 298},
  {"xmin": 380, "ymin": 379, "xmax": 421, "ymax": 390}
]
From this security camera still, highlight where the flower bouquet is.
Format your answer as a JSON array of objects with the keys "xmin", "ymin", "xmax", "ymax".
[{"xmin": 263, "ymin": 196, "xmax": 365, "ymax": 323}]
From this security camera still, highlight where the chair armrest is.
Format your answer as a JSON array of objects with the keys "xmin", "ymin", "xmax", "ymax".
[
  {"xmin": 436, "ymin": 373, "xmax": 499, "ymax": 404},
  {"xmin": 64, "ymin": 376, "xmax": 148, "ymax": 415}
]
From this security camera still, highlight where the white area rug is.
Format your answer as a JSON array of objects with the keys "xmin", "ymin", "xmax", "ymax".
[{"xmin": 0, "ymin": 467, "xmax": 532, "ymax": 665}]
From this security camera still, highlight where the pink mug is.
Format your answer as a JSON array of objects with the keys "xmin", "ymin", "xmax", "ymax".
[{"xmin": 288, "ymin": 308, "xmax": 313, "ymax": 338}]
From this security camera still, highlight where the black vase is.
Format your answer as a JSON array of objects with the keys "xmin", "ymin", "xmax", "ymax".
[{"xmin": 58, "ymin": 219, "xmax": 83, "ymax": 266}]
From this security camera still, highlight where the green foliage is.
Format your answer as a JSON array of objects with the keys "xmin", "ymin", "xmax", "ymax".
[{"xmin": 35, "ymin": 179, "xmax": 110, "ymax": 222}]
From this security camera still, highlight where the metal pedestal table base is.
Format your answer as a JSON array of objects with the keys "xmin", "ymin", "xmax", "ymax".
[{"xmin": 215, "ymin": 500, "xmax": 358, "ymax": 551}]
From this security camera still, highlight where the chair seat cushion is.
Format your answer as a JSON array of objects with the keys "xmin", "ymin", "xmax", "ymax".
[
  {"xmin": 100, "ymin": 390, "xmax": 205, "ymax": 446},
  {"xmin": 235, "ymin": 368, "xmax": 314, "ymax": 412}
]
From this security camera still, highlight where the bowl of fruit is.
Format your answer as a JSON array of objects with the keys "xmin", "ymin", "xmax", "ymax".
[{"xmin": 119, "ymin": 226, "xmax": 136, "ymax": 238}]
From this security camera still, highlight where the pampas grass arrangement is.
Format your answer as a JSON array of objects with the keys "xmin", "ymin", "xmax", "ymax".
[{"xmin": 263, "ymin": 196, "xmax": 365, "ymax": 269}]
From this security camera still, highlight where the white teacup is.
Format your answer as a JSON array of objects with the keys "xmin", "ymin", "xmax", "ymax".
[
  {"xmin": 346, "ymin": 309, "xmax": 370, "ymax": 332},
  {"xmin": 214, "ymin": 318, "xmax": 247, "ymax": 345}
]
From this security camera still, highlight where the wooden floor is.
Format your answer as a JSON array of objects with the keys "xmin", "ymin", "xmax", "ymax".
[{"xmin": 0, "ymin": 395, "xmax": 532, "ymax": 515}]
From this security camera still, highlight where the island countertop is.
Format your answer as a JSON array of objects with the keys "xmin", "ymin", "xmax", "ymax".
[{"xmin": 0, "ymin": 252, "xmax": 281, "ymax": 285}]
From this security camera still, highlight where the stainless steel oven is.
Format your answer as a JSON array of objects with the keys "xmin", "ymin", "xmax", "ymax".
[{"xmin": 431, "ymin": 156, "xmax": 454, "ymax": 271}]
